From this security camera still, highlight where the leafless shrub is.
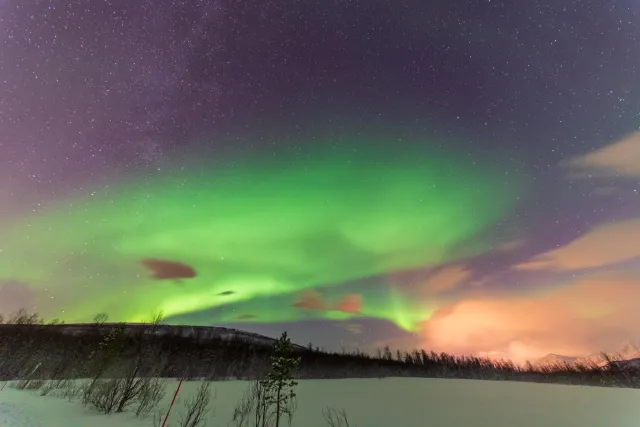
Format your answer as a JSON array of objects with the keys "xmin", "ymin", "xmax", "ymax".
[
  {"xmin": 21, "ymin": 378, "xmax": 45, "ymax": 391},
  {"xmin": 93, "ymin": 313, "xmax": 109, "ymax": 325},
  {"xmin": 83, "ymin": 312, "xmax": 167, "ymax": 414},
  {"xmin": 87, "ymin": 378, "xmax": 124, "ymax": 414},
  {"xmin": 82, "ymin": 323, "xmax": 127, "ymax": 406},
  {"xmin": 255, "ymin": 380, "xmax": 272, "ymax": 427},
  {"xmin": 7, "ymin": 308, "xmax": 43, "ymax": 325},
  {"xmin": 136, "ymin": 377, "xmax": 167, "ymax": 418},
  {"xmin": 152, "ymin": 409, "xmax": 165, "ymax": 427},
  {"xmin": 114, "ymin": 367, "xmax": 149, "ymax": 413},
  {"xmin": 40, "ymin": 380, "xmax": 58, "ymax": 396},
  {"xmin": 85, "ymin": 369, "xmax": 154, "ymax": 414},
  {"xmin": 178, "ymin": 381, "xmax": 213, "ymax": 427},
  {"xmin": 111, "ymin": 313, "xmax": 167, "ymax": 414},
  {"xmin": 41, "ymin": 377, "xmax": 74, "ymax": 397},
  {"xmin": 13, "ymin": 361, "xmax": 44, "ymax": 391},
  {"xmin": 232, "ymin": 381, "xmax": 259, "ymax": 427},
  {"xmin": 61, "ymin": 380, "xmax": 85, "ymax": 402},
  {"xmin": 233, "ymin": 378, "xmax": 295, "ymax": 427},
  {"xmin": 323, "ymin": 407, "xmax": 352, "ymax": 427},
  {"xmin": 284, "ymin": 397, "xmax": 297, "ymax": 426}
]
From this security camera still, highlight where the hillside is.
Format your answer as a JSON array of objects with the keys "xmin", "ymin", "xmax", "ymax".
[
  {"xmin": 0, "ymin": 321, "xmax": 638, "ymax": 389},
  {"xmin": 21, "ymin": 322, "xmax": 304, "ymax": 349}
]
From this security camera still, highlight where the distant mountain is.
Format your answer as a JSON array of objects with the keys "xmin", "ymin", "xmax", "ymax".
[
  {"xmin": 535, "ymin": 353, "xmax": 579, "ymax": 367},
  {"xmin": 574, "ymin": 340, "xmax": 640, "ymax": 367},
  {"xmin": 536, "ymin": 340, "xmax": 640, "ymax": 368}
]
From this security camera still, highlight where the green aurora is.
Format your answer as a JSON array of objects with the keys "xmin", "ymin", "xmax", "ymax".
[{"xmin": 0, "ymin": 143, "xmax": 523, "ymax": 331}]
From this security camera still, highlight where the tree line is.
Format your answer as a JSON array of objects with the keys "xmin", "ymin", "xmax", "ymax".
[{"xmin": 0, "ymin": 309, "xmax": 638, "ymax": 389}]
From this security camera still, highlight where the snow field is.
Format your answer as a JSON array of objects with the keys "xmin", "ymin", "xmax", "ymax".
[{"xmin": 0, "ymin": 378, "xmax": 639, "ymax": 427}]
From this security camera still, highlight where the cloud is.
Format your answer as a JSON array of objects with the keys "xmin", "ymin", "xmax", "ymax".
[
  {"xmin": 515, "ymin": 219, "xmax": 640, "ymax": 271},
  {"xmin": 418, "ymin": 270, "xmax": 640, "ymax": 364},
  {"xmin": 293, "ymin": 290, "xmax": 326, "ymax": 310},
  {"xmin": 293, "ymin": 290, "xmax": 362, "ymax": 314},
  {"xmin": 335, "ymin": 294, "xmax": 362, "ymax": 314},
  {"xmin": 590, "ymin": 186, "xmax": 617, "ymax": 196},
  {"xmin": 337, "ymin": 323, "xmax": 365, "ymax": 334},
  {"xmin": 423, "ymin": 266, "xmax": 471, "ymax": 295},
  {"xmin": 140, "ymin": 259, "xmax": 197, "ymax": 280},
  {"xmin": 216, "ymin": 290, "xmax": 235, "ymax": 296},
  {"xmin": 0, "ymin": 280, "xmax": 37, "ymax": 314},
  {"xmin": 387, "ymin": 264, "xmax": 472, "ymax": 299},
  {"xmin": 567, "ymin": 132, "xmax": 640, "ymax": 178},
  {"xmin": 495, "ymin": 239, "xmax": 526, "ymax": 252}
]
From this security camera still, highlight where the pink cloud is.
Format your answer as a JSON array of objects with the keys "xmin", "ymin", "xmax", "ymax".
[
  {"xmin": 293, "ymin": 290, "xmax": 362, "ymax": 314},
  {"xmin": 566, "ymin": 131, "xmax": 640, "ymax": 179},
  {"xmin": 423, "ymin": 266, "xmax": 472, "ymax": 295},
  {"xmin": 495, "ymin": 239, "xmax": 526, "ymax": 252},
  {"xmin": 335, "ymin": 294, "xmax": 362, "ymax": 314},
  {"xmin": 140, "ymin": 259, "xmax": 197, "ymax": 280},
  {"xmin": 387, "ymin": 264, "xmax": 472, "ymax": 298},
  {"xmin": 515, "ymin": 219, "xmax": 640, "ymax": 271},
  {"xmin": 417, "ymin": 270, "xmax": 640, "ymax": 364},
  {"xmin": 293, "ymin": 290, "xmax": 327, "ymax": 311}
]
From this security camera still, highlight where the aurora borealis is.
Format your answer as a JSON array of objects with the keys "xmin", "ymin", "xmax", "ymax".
[
  {"xmin": 0, "ymin": 145, "xmax": 521, "ymax": 328},
  {"xmin": 2, "ymin": 0, "xmax": 640, "ymax": 363}
]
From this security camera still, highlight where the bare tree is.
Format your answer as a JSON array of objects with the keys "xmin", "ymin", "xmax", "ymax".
[
  {"xmin": 152, "ymin": 409, "xmax": 166, "ymax": 427},
  {"xmin": 232, "ymin": 382, "xmax": 256, "ymax": 427},
  {"xmin": 114, "ymin": 361, "xmax": 149, "ymax": 413},
  {"xmin": 148, "ymin": 310, "xmax": 165, "ymax": 328},
  {"xmin": 88, "ymin": 363, "xmax": 163, "ymax": 415},
  {"xmin": 93, "ymin": 313, "xmax": 109, "ymax": 325},
  {"xmin": 87, "ymin": 378, "xmax": 124, "ymax": 414},
  {"xmin": 178, "ymin": 381, "xmax": 213, "ymax": 427},
  {"xmin": 7, "ymin": 309, "xmax": 42, "ymax": 325},
  {"xmin": 82, "ymin": 323, "xmax": 127, "ymax": 406},
  {"xmin": 113, "ymin": 312, "xmax": 166, "ymax": 413},
  {"xmin": 255, "ymin": 381, "xmax": 271, "ymax": 427},
  {"xmin": 84, "ymin": 312, "xmax": 166, "ymax": 413},
  {"xmin": 15, "ymin": 362, "xmax": 43, "ymax": 390},
  {"xmin": 323, "ymin": 408, "xmax": 352, "ymax": 427},
  {"xmin": 231, "ymin": 380, "xmax": 269, "ymax": 427},
  {"xmin": 136, "ymin": 377, "xmax": 167, "ymax": 418},
  {"xmin": 62, "ymin": 377, "xmax": 84, "ymax": 402}
]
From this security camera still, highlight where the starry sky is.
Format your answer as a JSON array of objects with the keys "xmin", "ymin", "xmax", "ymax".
[{"xmin": 1, "ymin": 0, "xmax": 639, "ymax": 363}]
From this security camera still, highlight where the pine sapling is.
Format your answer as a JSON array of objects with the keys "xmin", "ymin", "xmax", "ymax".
[{"xmin": 259, "ymin": 332, "xmax": 300, "ymax": 427}]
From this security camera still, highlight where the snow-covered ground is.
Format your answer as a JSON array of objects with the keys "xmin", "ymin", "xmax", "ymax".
[
  {"xmin": 1, "ymin": 378, "xmax": 640, "ymax": 427},
  {"xmin": 0, "ymin": 399, "xmax": 40, "ymax": 427}
]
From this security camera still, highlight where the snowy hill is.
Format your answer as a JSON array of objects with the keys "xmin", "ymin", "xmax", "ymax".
[
  {"xmin": 534, "ymin": 353, "xmax": 579, "ymax": 367},
  {"xmin": 0, "ymin": 323, "xmax": 306, "ymax": 349},
  {"xmin": 536, "ymin": 340, "xmax": 640, "ymax": 368}
]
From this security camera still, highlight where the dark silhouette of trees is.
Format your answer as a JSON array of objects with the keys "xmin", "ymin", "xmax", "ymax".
[{"xmin": 0, "ymin": 309, "xmax": 637, "ymax": 389}]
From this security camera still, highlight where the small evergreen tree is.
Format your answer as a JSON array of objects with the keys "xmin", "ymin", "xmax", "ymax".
[{"xmin": 260, "ymin": 332, "xmax": 300, "ymax": 427}]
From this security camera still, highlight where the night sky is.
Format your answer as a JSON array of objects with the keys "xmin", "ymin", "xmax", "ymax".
[{"xmin": 1, "ymin": 0, "xmax": 639, "ymax": 363}]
